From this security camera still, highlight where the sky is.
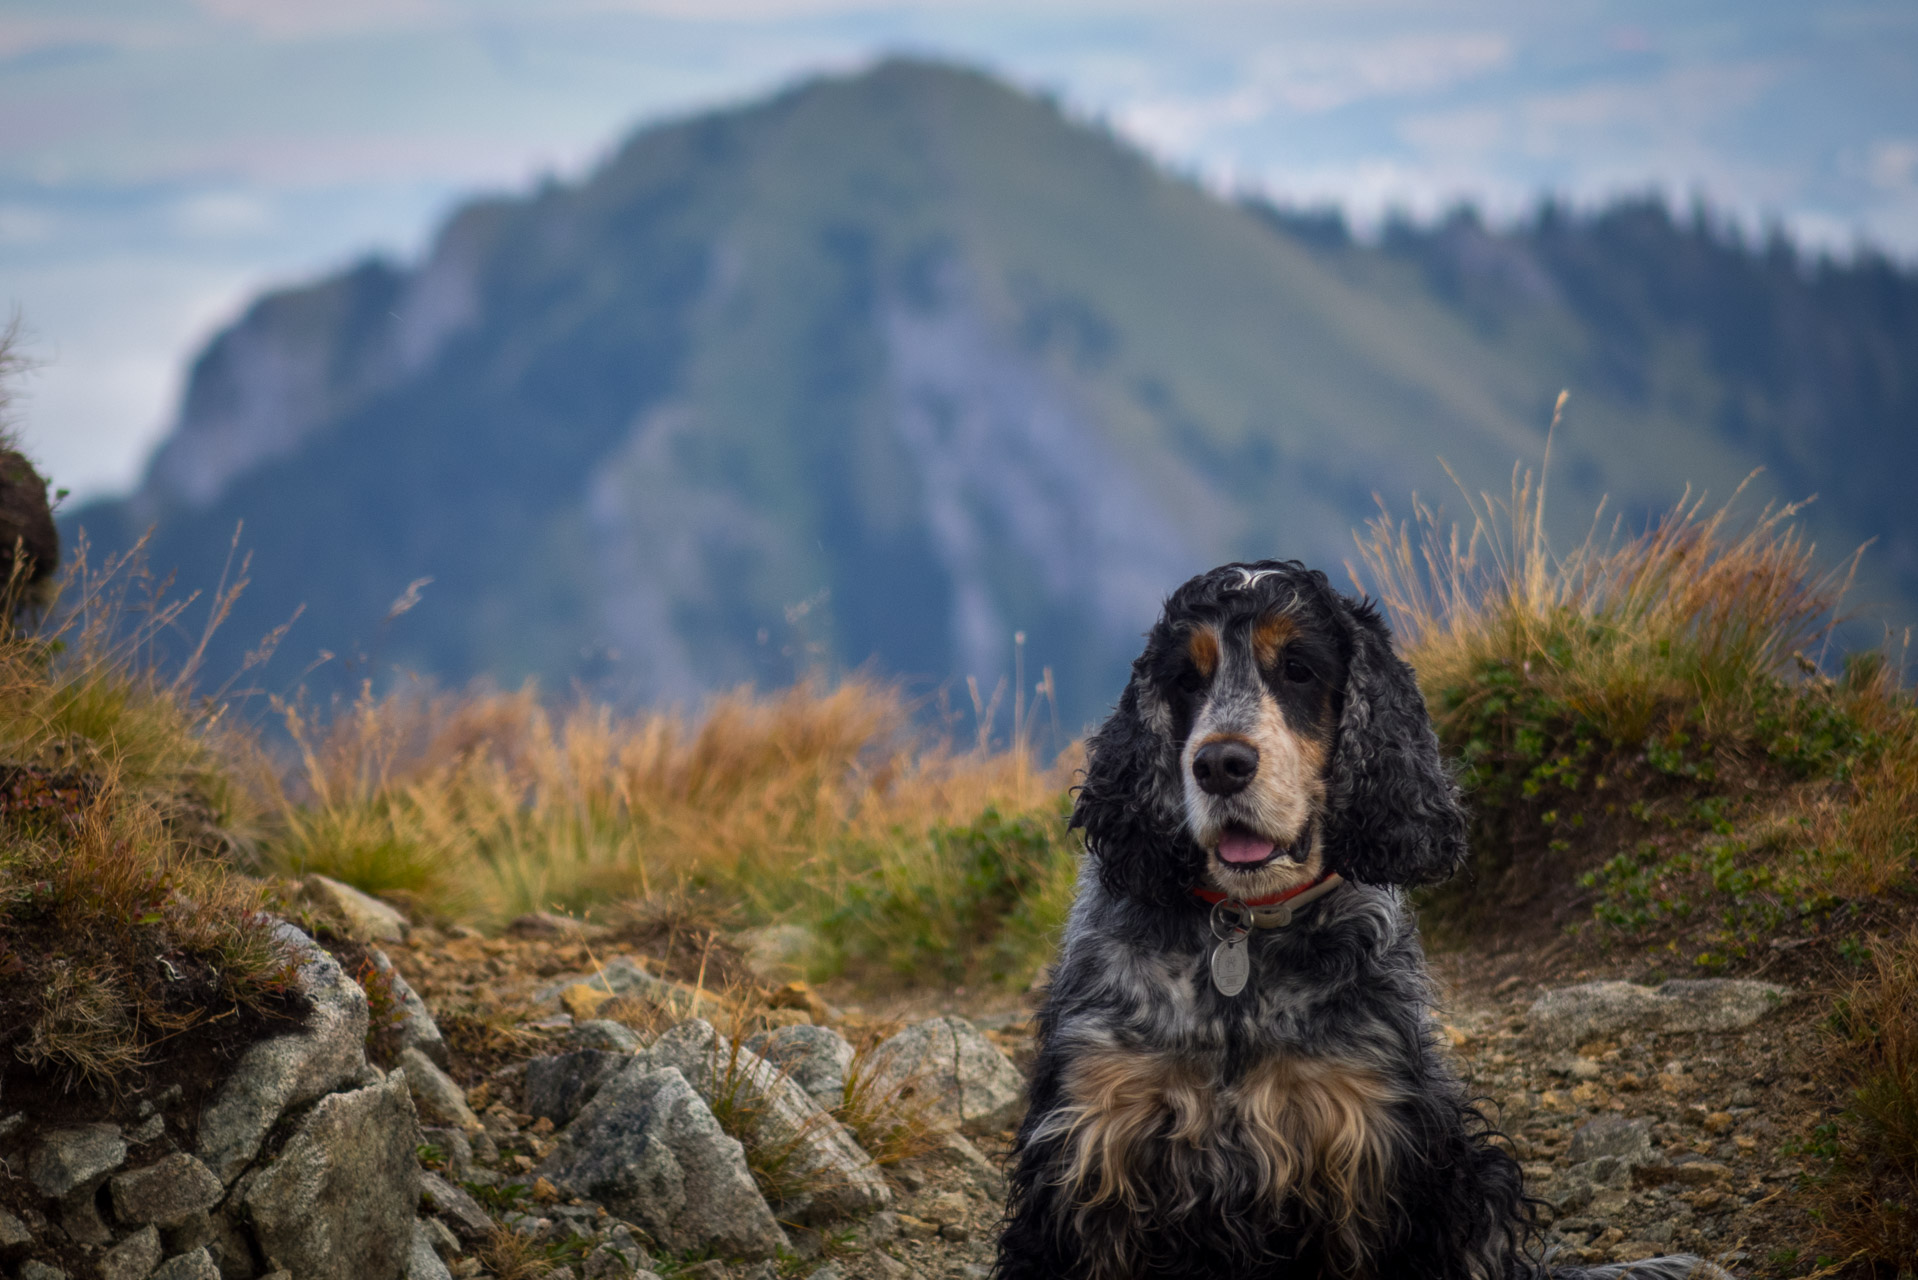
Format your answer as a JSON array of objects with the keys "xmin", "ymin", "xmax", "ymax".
[{"xmin": 3, "ymin": 0, "xmax": 1915, "ymax": 503}]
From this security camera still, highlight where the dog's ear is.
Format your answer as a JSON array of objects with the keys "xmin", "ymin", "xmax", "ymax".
[
  {"xmin": 1071, "ymin": 673, "xmax": 1196, "ymax": 902},
  {"xmin": 1321, "ymin": 598, "xmax": 1467, "ymax": 886}
]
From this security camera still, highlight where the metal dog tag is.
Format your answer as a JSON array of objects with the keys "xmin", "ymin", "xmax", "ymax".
[
  {"xmin": 1210, "ymin": 936, "xmax": 1250, "ymax": 997},
  {"xmin": 1208, "ymin": 899, "xmax": 1252, "ymax": 998}
]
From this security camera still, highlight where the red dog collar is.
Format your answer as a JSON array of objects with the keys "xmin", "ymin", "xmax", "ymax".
[{"xmin": 1193, "ymin": 870, "xmax": 1343, "ymax": 928}]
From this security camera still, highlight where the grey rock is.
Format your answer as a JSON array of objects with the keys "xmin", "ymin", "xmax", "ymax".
[
  {"xmin": 644, "ymin": 1020, "xmax": 890, "ymax": 1222},
  {"xmin": 805, "ymin": 1267, "xmax": 844, "ymax": 1280},
  {"xmin": 112, "ymin": 1153, "xmax": 224, "ymax": 1227},
  {"xmin": 419, "ymin": 1171, "xmax": 493, "ymax": 1242},
  {"xmin": 198, "ymin": 923, "xmax": 372, "ymax": 1183},
  {"xmin": 743, "ymin": 1023, "xmax": 855, "ymax": 1112},
  {"xmin": 244, "ymin": 1073, "xmax": 421, "ymax": 1280},
  {"xmin": 583, "ymin": 1236, "xmax": 655, "ymax": 1280},
  {"xmin": 927, "ymin": 1130, "xmax": 1006, "ymax": 1200},
  {"xmin": 1568, "ymin": 1115, "xmax": 1654, "ymax": 1166},
  {"xmin": 535, "ymin": 1063, "xmax": 786, "ymax": 1259},
  {"xmin": 399, "ymin": 1047, "xmax": 481, "ymax": 1133},
  {"xmin": 59, "ymin": 1184, "xmax": 116, "ymax": 1245},
  {"xmin": 370, "ymin": 948, "xmax": 447, "ymax": 1066},
  {"xmin": 525, "ymin": 1050, "xmax": 629, "ymax": 1127},
  {"xmin": 151, "ymin": 1251, "xmax": 220, "ymax": 1280},
  {"xmin": 27, "ymin": 1123, "xmax": 127, "ymax": 1196},
  {"xmin": 0, "ymin": 1207, "xmax": 29, "ymax": 1248},
  {"xmin": 18, "ymin": 1262, "xmax": 69, "ymax": 1280},
  {"xmin": 1528, "ymin": 979, "xmax": 1790, "ymax": 1047},
  {"xmin": 860, "ymin": 1016, "xmax": 1025, "ymax": 1136},
  {"xmin": 571, "ymin": 1020, "xmax": 644, "ymax": 1053},
  {"xmin": 405, "ymin": 1220, "xmax": 454, "ymax": 1280},
  {"xmin": 301, "ymin": 874, "xmax": 409, "ymax": 943},
  {"xmin": 128, "ymin": 1113, "xmax": 167, "ymax": 1145},
  {"xmin": 421, "ymin": 1215, "xmax": 461, "ymax": 1258},
  {"xmin": 101, "ymin": 1224, "xmax": 164, "ymax": 1280}
]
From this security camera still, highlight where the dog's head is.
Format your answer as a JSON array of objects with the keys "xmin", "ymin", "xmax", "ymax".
[{"xmin": 1073, "ymin": 560, "xmax": 1466, "ymax": 903}]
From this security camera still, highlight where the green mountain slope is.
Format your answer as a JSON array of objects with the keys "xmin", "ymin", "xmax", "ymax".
[{"xmin": 67, "ymin": 59, "xmax": 1918, "ymax": 730}]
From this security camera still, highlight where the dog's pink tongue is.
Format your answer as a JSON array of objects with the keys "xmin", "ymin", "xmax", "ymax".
[{"xmin": 1218, "ymin": 831, "xmax": 1277, "ymax": 864}]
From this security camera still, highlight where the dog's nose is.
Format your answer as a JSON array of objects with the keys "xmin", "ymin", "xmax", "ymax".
[{"xmin": 1192, "ymin": 739, "xmax": 1259, "ymax": 795}]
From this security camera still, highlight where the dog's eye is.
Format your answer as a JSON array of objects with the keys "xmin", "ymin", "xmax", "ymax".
[
  {"xmin": 1177, "ymin": 668, "xmax": 1207, "ymax": 694},
  {"xmin": 1282, "ymin": 659, "xmax": 1314, "ymax": 684}
]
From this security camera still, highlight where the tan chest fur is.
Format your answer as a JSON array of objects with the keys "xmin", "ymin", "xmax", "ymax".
[{"xmin": 1039, "ymin": 1046, "xmax": 1401, "ymax": 1234}]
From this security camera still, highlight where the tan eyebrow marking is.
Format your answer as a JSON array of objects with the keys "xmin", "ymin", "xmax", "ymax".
[
  {"xmin": 1252, "ymin": 614, "xmax": 1295, "ymax": 670},
  {"xmin": 1186, "ymin": 625, "xmax": 1220, "ymax": 679}
]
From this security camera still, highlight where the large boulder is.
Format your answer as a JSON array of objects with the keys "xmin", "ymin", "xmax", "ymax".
[
  {"xmin": 536, "ymin": 1064, "xmax": 786, "ymax": 1259},
  {"xmin": 860, "ymin": 1016, "xmax": 1024, "ymax": 1136},
  {"xmin": 644, "ymin": 1021, "xmax": 889, "ymax": 1222},
  {"xmin": 198, "ymin": 923, "xmax": 371, "ymax": 1183},
  {"xmin": 243, "ymin": 1073, "xmax": 422, "ymax": 1280},
  {"xmin": 1528, "ymin": 979, "xmax": 1790, "ymax": 1048}
]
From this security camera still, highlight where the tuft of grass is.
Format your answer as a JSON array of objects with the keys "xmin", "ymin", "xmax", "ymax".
[
  {"xmin": 0, "ymin": 546, "xmax": 297, "ymax": 1092},
  {"xmin": 261, "ymin": 678, "xmax": 1078, "ymax": 985},
  {"xmin": 834, "ymin": 1034, "xmax": 942, "ymax": 1166},
  {"xmin": 1353, "ymin": 431, "xmax": 1917, "ymax": 949},
  {"xmin": 1812, "ymin": 931, "xmax": 1918, "ymax": 1271}
]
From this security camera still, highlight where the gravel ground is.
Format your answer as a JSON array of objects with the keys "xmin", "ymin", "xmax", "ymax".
[{"xmin": 384, "ymin": 926, "xmax": 1837, "ymax": 1280}]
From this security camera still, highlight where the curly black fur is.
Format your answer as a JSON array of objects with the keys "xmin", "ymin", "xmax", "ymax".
[{"xmin": 998, "ymin": 561, "xmax": 1728, "ymax": 1280}]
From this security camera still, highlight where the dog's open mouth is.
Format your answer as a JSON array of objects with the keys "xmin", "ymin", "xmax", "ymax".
[{"xmin": 1214, "ymin": 822, "xmax": 1312, "ymax": 870}]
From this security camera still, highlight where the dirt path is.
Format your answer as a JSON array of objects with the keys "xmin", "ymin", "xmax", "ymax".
[{"xmin": 388, "ymin": 926, "xmax": 1835, "ymax": 1280}]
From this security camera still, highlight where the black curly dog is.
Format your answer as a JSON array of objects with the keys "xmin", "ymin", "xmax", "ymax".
[{"xmin": 996, "ymin": 562, "xmax": 1729, "ymax": 1280}]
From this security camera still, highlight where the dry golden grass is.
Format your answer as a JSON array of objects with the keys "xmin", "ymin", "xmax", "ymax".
[
  {"xmin": 1815, "ymin": 930, "xmax": 1918, "ymax": 1272},
  {"xmin": 1352, "ymin": 416, "xmax": 1849, "ymax": 749},
  {"xmin": 265, "ymin": 677, "xmax": 1079, "ymax": 982}
]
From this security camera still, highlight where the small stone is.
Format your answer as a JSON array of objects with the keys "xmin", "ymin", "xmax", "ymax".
[
  {"xmin": 420, "ymin": 1127, "xmax": 474, "ymax": 1181},
  {"xmin": 302, "ymin": 874, "xmax": 409, "ymax": 942},
  {"xmin": 151, "ymin": 1250, "xmax": 221, "ymax": 1280},
  {"xmin": 112, "ymin": 1153, "xmax": 224, "ymax": 1227},
  {"xmin": 28, "ymin": 1123, "xmax": 127, "ymax": 1196},
  {"xmin": 0, "ymin": 1207, "xmax": 30, "ymax": 1248},
  {"xmin": 128, "ymin": 1113, "xmax": 166, "ymax": 1145},
  {"xmin": 1528, "ymin": 979, "xmax": 1789, "ymax": 1048},
  {"xmin": 100, "ymin": 1225, "xmax": 164, "ymax": 1280},
  {"xmin": 895, "ymin": 1214, "xmax": 938, "ymax": 1240},
  {"xmin": 571, "ymin": 1020, "xmax": 643, "ymax": 1053},
  {"xmin": 767, "ymin": 980, "xmax": 831, "ymax": 1023},
  {"xmin": 865, "ymin": 1210, "xmax": 900, "ymax": 1242},
  {"xmin": 1702, "ymin": 1111, "xmax": 1735, "ymax": 1134},
  {"xmin": 805, "ymin": 1267, "xmax": 844, "ymax": 1280},
  {"xmin": 406, "ymin": 1220, "xmax": 455, "ymax": 1280},
  {"xmin": 18, "ymin": 1262, "xmax": 69, "ymax": 1280},
  {"xmin": 400, "ymin": 1047, "xmax": 482, "ymax": 1133},
  {"xmin": 563, "ymin": 984, "xmax": 616, "ymax": 1022},
  {"xmin": 915, "ymin": 1191, "xmax": 968, "ymax": 1226},
  {"xmin": 420, "ymin": 1171, "xmax": 494, "ymax": 1241},
  {"xmin": 62, "ymin": 1186, "xmax": 116, "ymax": 1245},
  {"xmin": 1567, "ymin": 1116, "xmax": 1653, "ymax": 1167},
  {"xmin": 423, "ymin": 1216, "xmax": 462, "ymax": 1257},
  {"xmin": 939, "ymin": 1223, "xmax": 971, "ymax": 1242}
]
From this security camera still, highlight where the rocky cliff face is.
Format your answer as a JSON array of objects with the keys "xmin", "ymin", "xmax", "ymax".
[{"xmin": 65, "ymin": 59, "xmax": 1918, "ymax": 728}]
